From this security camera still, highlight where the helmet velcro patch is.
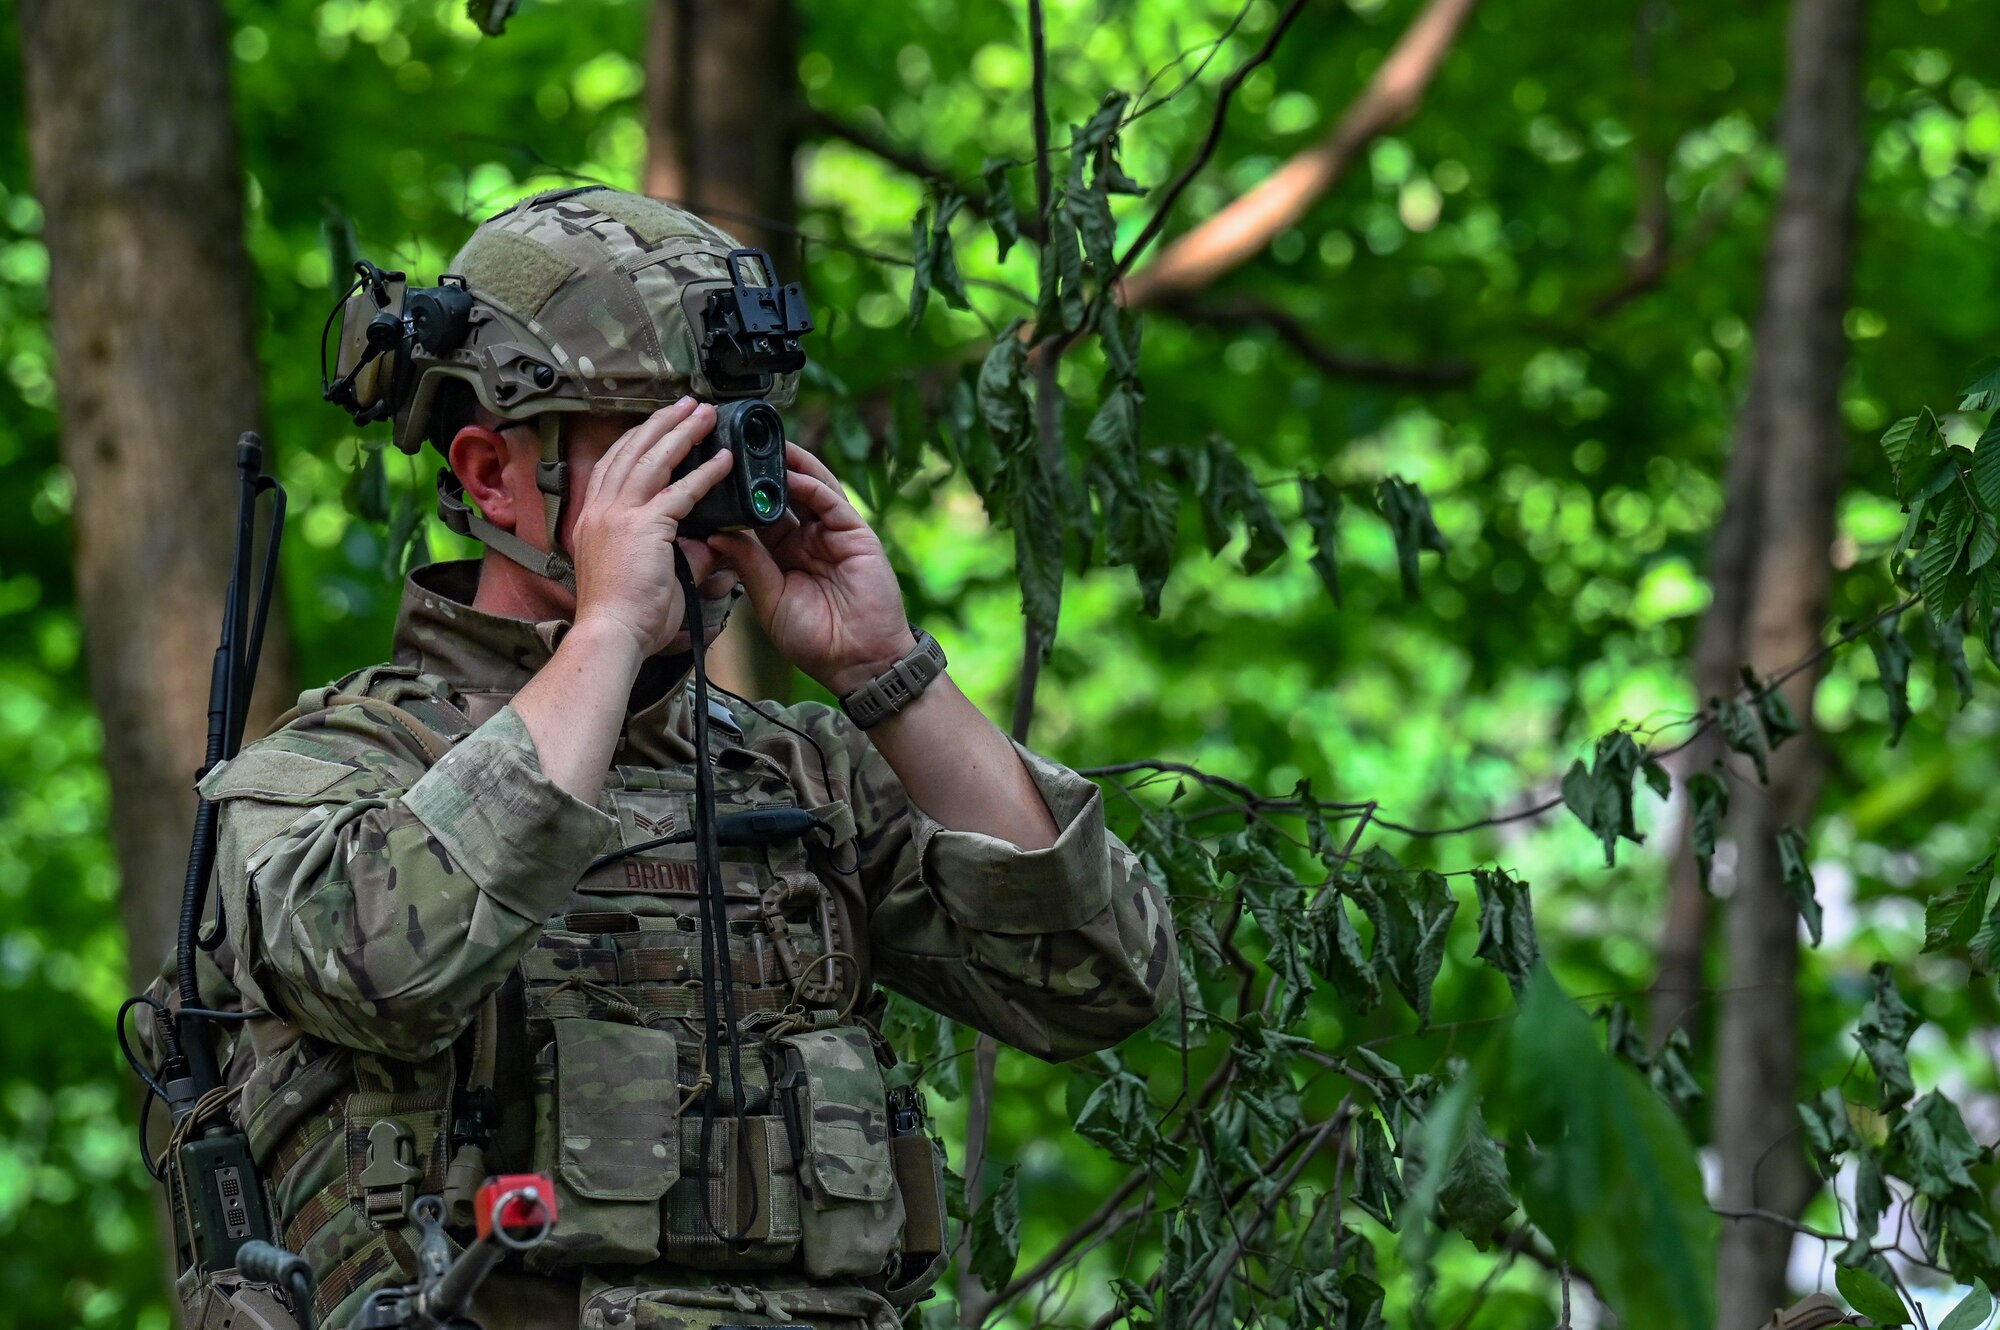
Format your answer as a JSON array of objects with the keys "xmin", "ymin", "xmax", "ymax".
[
  {"xmin": 457, "ymin": 231, "xmax": 576, "ymax": 320},
  {"xmin": 573, "ymin": 188, "xmax": 736, "ymax": 248}
]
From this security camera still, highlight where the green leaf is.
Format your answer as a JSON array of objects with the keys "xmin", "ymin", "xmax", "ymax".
[
  {"xmin": 1963, "ymin": 358, "xmax": 2000, "ymax": 411},
  {"xmin": 1434, "ymin": 1110, "xmax": 1516, "ymax": 1244},
  {"xmin": 1298, "ymin": 475, "xmax": 1345, "ymax": 607},
  {"xmin": 1890, "ymin": 1092, "xmax": 1984, "ymax": 1198},
  {"xmin": 1560, "ymin": 731, "xmax": 1648, "ymax": 866},
  {"xmin": 1884, "ymin": 410, "xmax": 1945, "ymax": 500},
  {"xmin": 1843, "ymin": 1152, "xmax": 1888, "ymax": 1264},
  {"xmin": 981, "ymin": 158, "xmax": 1021, "ymax": 262},
  {"xmin": 1871, "ymin": 616, "xmax": 1916, "ymax": 745},
  {"xmin": 1009, "ymin": 464, "xmax": 1064, "ymax": 658},
  {"xmin": 931, "ymin": 197, "xmax": 971, "ymax": 312},
  {"xmin": 1927, "ymin": 854, "xmax": 1994, "ymax": 954},
  {"xmin": 1756, "ymin": 685, "xmax": 1801, "ymax": 748},
  {"xmin": 1065, "ymin": 161, "xmax": 1118, "ymax": 274},
  {"xmin": 1349, "ymin": 1111, "xmax": 1407, "ymax": 1228},
  {"xmin": 1304, "ymin": 892, "xmax": 1380, "ymax": 1013},
  {"xmin": 346, "ymin": 445, "xmax": 389, "ymax": 522},
  {"xmin": 968, "ymin": 1164, "xmax": 1021, "ymax": 1291},
  {"xmin": 1345, "ymin": 860, "xmax": 1457, "ymax": 1027},
  {"xmin": 323, "ymin": 201, "xmax": 360, "ymax": 293},
  {"xmin": 1925, "ymin": 502, "xmax": 1981, "ymax": 626},
  {"xmin": 465, "ymin": 0, "xmax": 521, "ymax": 36},
  {"xmin": 1035, "ymin": 197, "xmax": 1085, "ymax": 333},
  {"xmin": 1970, "ymin": 880, "xmax": 2000, "ymax": 975},
  {"xmin": 1778, "ymin": 827, "xmax": 1822, "ymax": 947},
  {"xmin": 1496, "ymin": 968, "xmax": 1717, "ymax": 1330},
  {"xmin": 1719, "ymin": 697, "xmax": 1769, "ymax": 782},
  {"xmin": 1648, "ymin": 1028, "xmax": 1704, "ymax": 1117},
  {"xmin": 976, "ymin": 322, "xmax": 1032, "ymax": 454},
  {"xmin": 1799, "ymin": 1087, "xmax": 1860, "ymax": 1172},
  {"xmin": 1095, "ymin": 300, "xmax": 1143, "ymax": 379},
  {"xmin": 1088, "ymin": 387, "xmax": 1175, "ymax": 615},
  {"xmin": 1940, "ymin": 1280, "xmax": 1994, "ymax": 1330},
  {"xmin": 1190, "ymin": 436, "xmax": 1287, "ymax": 573},
  {"xmin": 1936, "ymin": 606, "xmax": 1978, "ymax": 708},
  {"xmin": 1471, "ymin": 868, "xmax": 1538, "ymax": 997},
  {"xmin": 1071, "ymin": 91, "xmax": 1130, "ymax": 153},
  {"xmin": 1378, "ymin": 476, "xmax": 1449, "ymax": 600},
  {"xmin": 1836, "ymin": 1265, "xmax": 1912, "ymax": 1325},
  {"xmin": 1642, "ymin": 757, "xmax": 1671, "ymax": 799},
  {"xmin": 1687, "ymin": 772, "xmax": 1729, "ymax": 890},
  {"xmin": 1973, "ymin": 418, "xmax": 2000, "ymax": 511},
  {"xmin": 1073, "ymin": 1070, "xmax": 1163, "ymax": 1163},
  {"xmin": 1244, "ymin": 882, "xmax": 1317, "ymax": 1028},
  {"xmin": 1856, "ymin": 963, "xmax": 1919, "ymax": 1110}
]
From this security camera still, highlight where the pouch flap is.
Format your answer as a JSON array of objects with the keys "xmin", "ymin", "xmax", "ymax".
[
  {"xmin": 553, "ymin": 1018, "xmax": 680, "ymax": 1202},
  {"xmin": 783, "ymin": 1027, "xmax": 895, "ymax": 1203}
]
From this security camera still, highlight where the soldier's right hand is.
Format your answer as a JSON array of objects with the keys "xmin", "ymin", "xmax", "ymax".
[{"xmin": 567, "ymin": 398, "xmax": 733, "ymax": 658}]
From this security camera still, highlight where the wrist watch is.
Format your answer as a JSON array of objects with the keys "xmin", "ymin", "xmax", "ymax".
[{"xmin": 838, "ymin": 629, "xmax": 948, "ymax": 730}]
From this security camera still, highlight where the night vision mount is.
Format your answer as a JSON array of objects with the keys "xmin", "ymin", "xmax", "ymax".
[{"xmin": 699, "ymin": 248, "xmax": 813, "ymax": 393}]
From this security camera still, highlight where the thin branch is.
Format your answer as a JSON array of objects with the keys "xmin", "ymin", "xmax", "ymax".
[
  {"xmin": 1029, "ymin": 0, "xmax": 1054, "ymax": 228},
  {"xmin": 1119, "ymin": 0, "xmax": 1481, "ymax": 309},
  {"xmin": 1085, "ymin": 595, "xmax": 1920, "ymax": 845},
  {"xmin": 1160, "ymin": 294, "xmax": 1477, "ymax": 387},
  {"xmin": 1186, "ymin": 1111, "xmax": 1348, "ymax": 1327},
  {"xmin": 802, "ymin": 107, "xmax": 1050, "ymax": 244},
  {"xmin": 1105, "ymin": 0, "xmax": 1317, "ymax": 299}
]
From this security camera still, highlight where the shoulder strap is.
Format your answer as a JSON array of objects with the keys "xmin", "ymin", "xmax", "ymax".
[{"xmin": 262, "ymin": 676, "xmax": 471, "ymax": 769}]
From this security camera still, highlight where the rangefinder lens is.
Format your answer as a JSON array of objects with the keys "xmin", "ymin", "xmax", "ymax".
[
  {"xmin": 741, "ymin": 407, "xmax": 780, "ymax": 457},
  {"xmin": 749, "ymin": 478, "xmax": 784, "ymax": 520}
]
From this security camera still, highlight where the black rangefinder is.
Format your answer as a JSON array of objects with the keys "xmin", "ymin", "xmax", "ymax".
[{"xmin": 675, "ymin": 398, "xmax": 789, "ymax": 538}]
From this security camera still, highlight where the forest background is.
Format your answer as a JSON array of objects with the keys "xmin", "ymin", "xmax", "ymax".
[{"xmin": 6, "ymin": 0, "xmax": 2000, "ymax": 1328}]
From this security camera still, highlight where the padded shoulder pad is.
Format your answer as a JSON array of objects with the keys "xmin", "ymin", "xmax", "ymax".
[{"xmin": 199, "ymin": 748, "xmax": 356, "ymax": 803}]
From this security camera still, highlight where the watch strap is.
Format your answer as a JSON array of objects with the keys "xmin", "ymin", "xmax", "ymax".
[{"xmin": 839, "ymin": 629, "xmax": 947, "ymax": 730}]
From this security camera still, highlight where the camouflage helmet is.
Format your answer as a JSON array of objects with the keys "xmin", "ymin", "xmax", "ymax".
[
  {"xmin": 378, "ymin": 186, "xmax": 802, "ymax": 454},
  {"xmin": 324, "ymin": 186, "xmax": 808, "ymax": 589}
]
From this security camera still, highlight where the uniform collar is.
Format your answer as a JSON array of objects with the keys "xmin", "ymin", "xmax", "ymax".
[
  {"xmin": 392, "ymin": 561, "xmax": 571, "ymax": 697},
  {"xmin": 389, "ymin": 561, "xmax": 740, "ymax": 749}
]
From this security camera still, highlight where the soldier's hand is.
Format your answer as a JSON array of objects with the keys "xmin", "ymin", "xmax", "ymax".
[
  {"xmin": 709, "ymin": 443, "xmax": 917, "ymax": 696},
  {"xmin": 568, "ymin": 398, "xmax": 734, "ymax": 658}
]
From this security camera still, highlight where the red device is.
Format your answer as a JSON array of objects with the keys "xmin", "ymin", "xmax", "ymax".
[{"xmin": 474, "ymin": 1174, "xmax": 557, "ymax": 1243}]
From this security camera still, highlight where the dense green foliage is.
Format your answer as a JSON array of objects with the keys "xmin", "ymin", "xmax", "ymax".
[{"xmin": 13, "ymin": 0, "xmax": 2000, "ymax": 1325}]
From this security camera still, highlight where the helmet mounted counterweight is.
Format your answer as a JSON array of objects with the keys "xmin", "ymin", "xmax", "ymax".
[{"xmin": 321, "ymin": 187, "xmax": 814, "ymax": 588}]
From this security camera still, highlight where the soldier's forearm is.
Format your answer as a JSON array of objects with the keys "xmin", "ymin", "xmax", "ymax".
[
  {"xmin": 861, "ymin": 673, "xmax": 1060, "ymax": 850},
  {"xmin": 510, "ymin": 617, "xmax": 645, "ymax": 805}
]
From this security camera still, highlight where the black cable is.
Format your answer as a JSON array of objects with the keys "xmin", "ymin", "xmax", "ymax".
[
  {"xmin": 586, "ymin": 830, "xmax": 695, "ymax": 873},
  {"xmin": 707, "ymin": 682, "xmax": 863, "ymax": 878},
  {"xmin": 116, "ymin": 996, "xmax": 171, "ymax": 1101},
  {"xmin": 675, "ymin": 547, "xmax": 757, "ymax": 1243},
  {"xmin": 137, "ymin": 1087, "xmax": 163, "ymax": 1182}
]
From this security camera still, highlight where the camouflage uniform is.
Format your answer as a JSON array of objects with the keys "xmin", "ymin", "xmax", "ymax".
[{"xmin": 196, "ymin": 560, "xmax": 1178, "ymax": 1329}]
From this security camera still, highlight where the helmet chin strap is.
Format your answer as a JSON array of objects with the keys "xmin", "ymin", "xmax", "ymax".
[{"xmin": 434, "ymin": 414, "xmax": 579, "ymax": 593}]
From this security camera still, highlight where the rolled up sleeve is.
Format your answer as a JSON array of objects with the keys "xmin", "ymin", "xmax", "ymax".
[
  {"xmin": 209, "ymin": 703, "xmax": 615, "ymax": 1061},
  {"xmin": 402, "ymin": 705, "xmax": 617, "ymax": 919},
  {"xmin": 860, "ymin": 738, "xmax": 1179, "ymax": 1062}
]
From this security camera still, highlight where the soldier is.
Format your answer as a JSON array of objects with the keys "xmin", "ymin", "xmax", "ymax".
[{"xmin": 191, "ymin": 187, "xmax": 1178, "ymax": 1329}]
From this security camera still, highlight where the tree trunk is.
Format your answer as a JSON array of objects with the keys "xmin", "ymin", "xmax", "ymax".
[
  {"xmin": 1702, "ymin": 1, "xmax": 1867, "ymax": 1324},
  {"xmin": 20, "ymin": 0, "xmax": 295, "ymax": 1001},
  {"xmin": 644, "ymin": 0, "xmax": 800, "ymax": 702}
]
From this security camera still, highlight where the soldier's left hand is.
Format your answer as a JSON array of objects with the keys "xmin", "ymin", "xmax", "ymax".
[{"xmin": 708, "ymin": 443, "xmax": 918, "ymax": 696}]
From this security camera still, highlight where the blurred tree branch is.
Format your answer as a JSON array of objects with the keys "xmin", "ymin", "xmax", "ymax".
[{"xmin": 1117, "ymin": 0, "xmax": 1482, "ymax": 309}]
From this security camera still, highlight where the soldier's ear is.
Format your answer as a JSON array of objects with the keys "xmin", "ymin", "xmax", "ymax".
[{"xmin": 447, "ymin": 425, "xmax": 520, "ymax": 531}]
